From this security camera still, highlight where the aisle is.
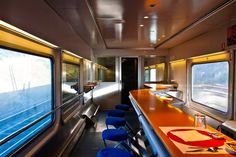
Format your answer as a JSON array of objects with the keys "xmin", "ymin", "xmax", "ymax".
[{"xmin": 69, "ymin": 110, "xmax": 140, "ymax": 157}]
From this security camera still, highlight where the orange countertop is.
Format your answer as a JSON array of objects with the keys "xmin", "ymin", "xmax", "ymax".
[
  {"xmin": 129, "ymin": 89, "xmax": 234, "ymax": 157},
  {"xmin": 144, "ymin": 83, "xmax": 177, "ymax": 90}
]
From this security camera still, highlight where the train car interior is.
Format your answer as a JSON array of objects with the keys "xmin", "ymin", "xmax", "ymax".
[{"xmin": 1, "ymin": 0, "xmax": 236, "ymax": 157}]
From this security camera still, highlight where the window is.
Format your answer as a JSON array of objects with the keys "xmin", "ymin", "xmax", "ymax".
[
  {"xmin": 62, "ymin": 63, "xmax": 80, "ymax": 103},
  {"xmin": 150, "ymin": 68, "xmax": 156, "ymax": 82},
  {"xmin": 0, "ymin": 47, "xmax": 53, "ymax": 156},
  {"xmin": 62, "ymin": 63, "xmax": 81, "ymax": 122},
  {"xmin": 96, "ymin": 57, "xmax": 116, "ymax": 82},
  {"xmin": 144, "ymin": 69, "xmax": 150, "ymax": 82},
  {"xmin": 191, "ymin": 62, "xmax": 229, "ymax": 112}
]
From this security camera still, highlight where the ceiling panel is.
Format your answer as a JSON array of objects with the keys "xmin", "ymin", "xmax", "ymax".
[
  {"xmin": 88, "ymin": 0, "xmax": 229, "ymax": 49},
  {"xmin": 0, "ymin": 0, "xmax": 93, "ymax": 59},
  {"xmin": 4, "ymin": 0, "xmax": 233, "ymax": 56},
  {"xmin": 46, "ymin": 0, "xmax": 105, "ymax": 49},
  {"xmin": 159, "ymin": 1, "xmax": 236, "ymax": 48}
]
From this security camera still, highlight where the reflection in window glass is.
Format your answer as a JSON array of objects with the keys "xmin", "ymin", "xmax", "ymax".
[
  {"xmin": 62, "ymin": 63, "xmax": 79, "ymax": 103},
  {"xmin": 0, "ymin": 48, "xmax": 52, "ymax": 156},
  {"xmin": 150, "ymin": 69, "xmax": 156, "ymax": 82},
  {"xmin": 192, "ymin": 62, "xmax": 229, "ymax": 112}
]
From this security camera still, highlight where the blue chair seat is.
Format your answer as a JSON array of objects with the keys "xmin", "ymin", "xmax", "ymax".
[
  {"xmin": 106, "ymin": 117, "xmax": 126, "ymax": 128},
  {"xmin": 97, "ymin": 147, "xmax": 133, "ymax": 157},
  {"xmin": 107, "ymin": 109, "xmax": 125, "ymax": 117},
  {"xmin": 115, "ymin": 104, "xmax": 130, "ymax": 111},
  {"xmin": 102, "ymin": 129, "xmax": 128, "ymax": 141}
]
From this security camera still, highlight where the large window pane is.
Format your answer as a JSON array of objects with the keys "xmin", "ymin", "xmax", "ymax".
[
  {"xmin": 192, "ymin": 62, "xmax": 229, "ymax": 112},
  {"xmin": 62, "ymin": 63, "xmax": 79, "ymax": 103},
  {"xmin": 0, "ymin": 48, "xmax": 53, "ymax": 156},
  {"xmin": 150, "ymin": 69, "xmax": 156, "ymax": 82}
]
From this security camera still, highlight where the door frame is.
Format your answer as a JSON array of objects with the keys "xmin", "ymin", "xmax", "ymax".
[{"xmin": 119, "ymin": 56, "xmax": 143, "ymax": 89}]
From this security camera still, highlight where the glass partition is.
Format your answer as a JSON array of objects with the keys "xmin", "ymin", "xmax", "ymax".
[
  {"xmin": 144, "ymin": 56, "xmax": 166, "ymax": 82},
  {"xmin": 96, "ymin": 57, "xmax": 116, "ymax": 82}
]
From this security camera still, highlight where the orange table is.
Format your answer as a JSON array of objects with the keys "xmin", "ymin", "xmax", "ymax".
[{"xmin": 129, "ymin": 89, "xmax": 234, "ymax": 157}]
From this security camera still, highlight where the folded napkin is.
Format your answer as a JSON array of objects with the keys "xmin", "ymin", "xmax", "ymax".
[{"xmin": 171, "ymin": 130, "xmax": 212, "ymax": 142}]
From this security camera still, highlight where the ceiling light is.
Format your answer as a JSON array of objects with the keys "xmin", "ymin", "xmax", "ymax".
[
  {"xmin": 140, "ymin": 24, "xmax": 144, "ymax": 27},
  {"xmin": 162, "ymin": 34, "xmax": 166, "ymax": 38},
  {"xmin": 158, "ymin": 38, "xmax": 161, "ymax": 41},
  {"xmin": 144, "ymin": 16, "xmax": 149, "ymax": 19}
]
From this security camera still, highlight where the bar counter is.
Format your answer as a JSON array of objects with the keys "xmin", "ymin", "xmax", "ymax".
[{"xmin": 129, "ymin": 89, "xmax": 234, "ymax": 157}]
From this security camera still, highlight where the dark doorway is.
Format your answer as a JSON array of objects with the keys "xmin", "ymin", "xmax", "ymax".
[{"xmin": 121, "ymin": 57, "xmax": 138, "ymax": 104}]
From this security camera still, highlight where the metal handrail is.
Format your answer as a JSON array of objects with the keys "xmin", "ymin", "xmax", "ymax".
[{"xmin": 0, "ymin": 92, "xmax": 84, "ymax": 146}]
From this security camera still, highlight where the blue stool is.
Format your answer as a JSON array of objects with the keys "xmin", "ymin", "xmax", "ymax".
[
  {"xmin": 97, "ymin": 147, "xmax": 133, "ymax": 157},
  {"xmin": 107, "ymin": 109, "xmax": 125, "ymax": 117},
  {"xmin": 102, "ymin": 129, "xmax": 128, "ymax": 147},
  {"xmin": 105, "ymin": 117, "xmax": 126, "ymax": 129},
  {"xmin": 115, "ymin": 104, "xmax": 130, "ymax": 111}
]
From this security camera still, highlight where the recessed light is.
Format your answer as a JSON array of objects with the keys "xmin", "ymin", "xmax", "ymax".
[
  {"xmin": 140, "ymin": 24, "xmax": 144, "ymax": 27},
  {"xmin": 158, "ymin": 38, "xmax": 161, "ymax": 41},
  {"xmin": 144, "ymin": 16, "xmax": 149, "ymax": 19},
  {"xmin": 150, "ymin": 4, "xmax": 156, "ymax": 8},
  {"xmin": 162, "ymin": 34, "xmax": 166, "ymax": 38}
]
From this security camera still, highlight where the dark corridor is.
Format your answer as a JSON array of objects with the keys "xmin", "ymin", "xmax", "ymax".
[{"xmin": 121, "ymin": 58, "xmax": 138, "ymax": 104}]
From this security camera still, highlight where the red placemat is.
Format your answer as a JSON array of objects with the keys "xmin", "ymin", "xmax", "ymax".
[{"xmin": 167, "ymin": 129, "xmax": 225, "ymax": 147}]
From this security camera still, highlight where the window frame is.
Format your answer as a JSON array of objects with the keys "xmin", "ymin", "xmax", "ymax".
[
  {"xmin": 188, "ymin": 57, "xmax": 233, "ymax": 121},
  {"xmin": 0, "ymin": 46, "xmax": 55, "ymax": 156}
]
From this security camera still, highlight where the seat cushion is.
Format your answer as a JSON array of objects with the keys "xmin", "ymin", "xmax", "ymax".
[
  {"xmin": 97, "ymin": 147, "xmax": 133, "ymax": 157},
  {"xmin": 105, "ymin": 117, "xmax": 126, "ymax": 127},
  {"xmin": 102, "ymin": 129, "xmax": 128, "ymax": 141},
  {"xmin": 115, "ymin": 104, "xmax": 130, "ymax": 111},
  {"xmin": 107, "ymin": 109, "xmax": 125, "ymax": 117}
]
